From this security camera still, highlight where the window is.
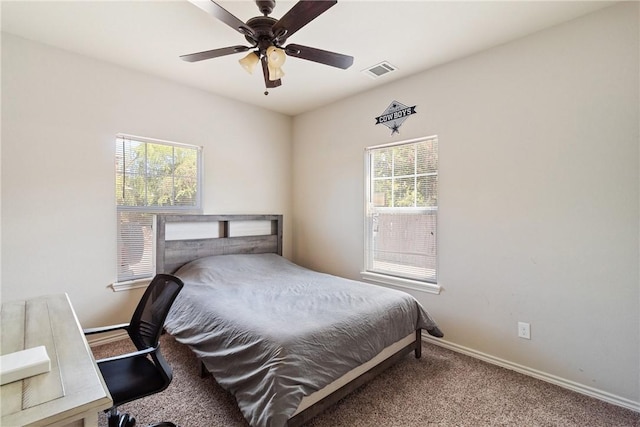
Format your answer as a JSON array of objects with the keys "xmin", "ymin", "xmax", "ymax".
[
  {"xmin": 115, "ymin": 134, "xmax": 201, "ymax": 286},
  {"xmin": 363, "ymin": 136, "xmax": 438, "ymax": 293}
]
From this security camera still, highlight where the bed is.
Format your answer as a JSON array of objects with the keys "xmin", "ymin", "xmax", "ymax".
[{"xmin": 155, "ymin": 214, "xmax": 443, "ymax": 427}]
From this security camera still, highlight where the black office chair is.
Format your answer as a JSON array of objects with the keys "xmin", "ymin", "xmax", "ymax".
[{"xmin": 84, "ymin": 274, "xmax": 184, "ymax": 427}]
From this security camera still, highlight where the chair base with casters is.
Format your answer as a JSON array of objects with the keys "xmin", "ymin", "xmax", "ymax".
[
  {"xmin": 106, "ymin": 408, "xmax": 135, "ymax": 427},
  {"xmin": 84, "ymin": 274, "xmax": 184, "ymax": 427},
  {"xmin": 106, "ymin": 408, "xmax": 176, "ymax": 427}
]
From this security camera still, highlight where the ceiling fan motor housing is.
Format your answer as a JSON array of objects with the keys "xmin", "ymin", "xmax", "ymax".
[{"xmin": 245, "ymin": 16, "xmax": 280, "ymax": 50}]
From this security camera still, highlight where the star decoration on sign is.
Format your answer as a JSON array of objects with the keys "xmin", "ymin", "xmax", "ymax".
[{"xmin": 374, "ymin": 101, "xmax": 417, "ymax": 135}]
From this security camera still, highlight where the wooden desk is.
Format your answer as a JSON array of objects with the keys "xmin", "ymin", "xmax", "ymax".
[{"xmin": 1, "ymin": 294, "xmax": 112, "ymax": 427}]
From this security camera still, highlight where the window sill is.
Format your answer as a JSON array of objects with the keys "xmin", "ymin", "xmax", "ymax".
[
  {"xmin": 360, "ymin": 271, "xmax": 441, "ymax": 295},
  {"xmin": 110, "ymin": 278, "xmax": 152, "ymax": 292}
]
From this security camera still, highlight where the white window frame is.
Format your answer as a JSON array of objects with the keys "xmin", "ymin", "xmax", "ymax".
[
  {"xmin": 114, "ymin": 134, "xmax": 202, "ymax": 291},
  {"xmin": 361, "ymin": 136, "xmax": 441, "ymax": 295}
]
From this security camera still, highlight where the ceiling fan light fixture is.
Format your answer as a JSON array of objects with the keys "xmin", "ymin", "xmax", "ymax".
[
  {"xmin": 266, "ymin": 46, "xmax": 286, "ymax": 81},
  {"xmin": 239, "ymin": 51, "xmax": 260, "ymax": 74}
]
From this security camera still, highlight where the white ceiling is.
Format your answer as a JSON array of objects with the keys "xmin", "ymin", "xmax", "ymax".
[{"xmin": 1, "ymin": 0, "xmax": 615, "ymax": 116}]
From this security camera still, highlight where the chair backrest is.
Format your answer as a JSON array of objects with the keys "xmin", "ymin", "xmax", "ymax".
[{"xmin": 128, "ymin": 274, "xmax": 183, "ymax": 351}]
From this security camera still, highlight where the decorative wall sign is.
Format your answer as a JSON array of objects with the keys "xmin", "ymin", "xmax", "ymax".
[{"xmin": 374, "ymin": 101, "xmax": 417, "ymax": 135}]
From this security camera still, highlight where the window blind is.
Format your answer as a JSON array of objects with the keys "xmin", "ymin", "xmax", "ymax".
[
  {"xmin": 117, "ymin": 211, "xmax": 154, "ymax": 281},
  {"xmin": 365, "ymin": 137, "xmax": 438, "ymax": 284},
  {"xmin": 115, "ymin": 135, "xmax": 201, "ymax": 283}
]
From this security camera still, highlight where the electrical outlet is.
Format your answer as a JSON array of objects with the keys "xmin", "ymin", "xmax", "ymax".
[{"xmin": 518, "ymin": 322, "xmax": 531, "ymax": 340}]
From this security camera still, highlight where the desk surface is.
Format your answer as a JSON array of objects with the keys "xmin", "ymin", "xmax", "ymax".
[{"xmin": 1, "ymin": 294, "xmax": 112, "ymax": 426}]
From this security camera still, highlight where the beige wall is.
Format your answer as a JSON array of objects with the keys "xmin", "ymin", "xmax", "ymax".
[
  {"xmin": 292, "ymin": 3, "xmax": 639, "ymax": 407},
  {"xmin": 1, "ymin": 1, "xmax": 638, "ymax": 412},
  {"xmin": 1, "ymin": 33, "xmax": 293, "ymax": 328}
]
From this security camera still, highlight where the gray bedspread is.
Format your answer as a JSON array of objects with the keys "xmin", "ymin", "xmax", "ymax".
[{"xmin": 164, "ymin": 253, "xmax": 442, "ymax": 427}]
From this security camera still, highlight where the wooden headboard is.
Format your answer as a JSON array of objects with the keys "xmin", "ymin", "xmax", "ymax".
[{"xmin": 155, "ymin": 214, "xmax": 283, "ymax": 274}]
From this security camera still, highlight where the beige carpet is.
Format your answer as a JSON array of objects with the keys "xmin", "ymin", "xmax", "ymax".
[{"xmin": 92, "ymin": 335, "xmax": 639, "ymax": 427}]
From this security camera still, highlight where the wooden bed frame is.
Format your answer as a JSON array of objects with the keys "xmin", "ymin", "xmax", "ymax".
[{"xmin": 155, "ymin": 214, "xmax": 422, "ymax": 427}]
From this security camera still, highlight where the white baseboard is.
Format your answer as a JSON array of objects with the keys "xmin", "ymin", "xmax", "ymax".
[
  {"xmin": 422, "ymin": 334, "xmax": 640, "ymax": 413},
  {"xmin": 86, "ymin": 330, "xmax": 129, "ymax": 348}
]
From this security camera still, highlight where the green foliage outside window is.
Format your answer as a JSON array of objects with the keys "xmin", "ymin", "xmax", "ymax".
[
  {"xmin": 371, "ymin": 140, "xmax": 437, "ymax": 208},
  {"xmin": 116, "ymin": 137, "xmax": 200, "ymax": 208}
]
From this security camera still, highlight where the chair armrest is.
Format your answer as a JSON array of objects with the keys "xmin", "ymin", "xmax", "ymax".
[
  {"xmin": 83, "ymin": 323, "xmax": 130, "ymax": 335},
  {"xmin": 96, "ymin": 346, "xmax": 157, "ymax": 364}
]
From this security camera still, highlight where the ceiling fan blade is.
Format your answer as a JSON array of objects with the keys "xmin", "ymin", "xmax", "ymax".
[
  {"xmin": 285, "ymin": 44, "xmax": 354, "ymax": 69},
  {"xmin": 261, "ymin": 55, "xmax": 282, "ymax": 88},
  {"xmin": 189, "ymin": 0, "xmax": 256, "ymax": 40},
  {"xmin": 272, "ymin": 1, "xmax": 337, "ymax": 42},
  {"xmin": 180, "ymin": 45, "xmax": 250, "ymax": 62}
]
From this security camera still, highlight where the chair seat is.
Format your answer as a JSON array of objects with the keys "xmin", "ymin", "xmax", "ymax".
[{"xmin": 99, "ymin": 355, "xmax": 169, "ymax": 406}]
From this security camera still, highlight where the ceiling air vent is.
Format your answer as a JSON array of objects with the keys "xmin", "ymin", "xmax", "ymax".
[{"xmin": 362, "ymin": 61, "xmax": 397, "ymax": 79}]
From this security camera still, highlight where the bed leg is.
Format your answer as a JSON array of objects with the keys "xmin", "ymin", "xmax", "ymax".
[
  {"xmin": 200, "ymin": 361, "xmax": 211, "ymax": 378},
  {"xmin": 415, "ymin": 329, "xmax": 422, "ymax": 359}
]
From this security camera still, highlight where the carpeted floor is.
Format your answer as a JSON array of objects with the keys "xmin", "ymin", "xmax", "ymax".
[{"xmin": 92, "ymin": 335, "xmax": 639, "ymax": 427}]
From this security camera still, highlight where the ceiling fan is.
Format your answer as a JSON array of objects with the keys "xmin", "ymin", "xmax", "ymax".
[{"xmin": 181, "ymin": 0, "xmax": 354, "ymax": 94}]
